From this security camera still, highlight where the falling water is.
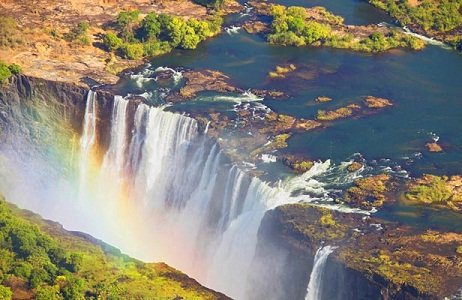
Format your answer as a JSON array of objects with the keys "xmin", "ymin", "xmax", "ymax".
[
  {"xmin": 73, "ymin": 95, "xmax": 342, "ymax": 299},
  {"xmin": 305, "ymin": 245, "xmax": 336, "ymax": 300},
  {"xmin": 79, "ymin": 90, "xmax": 97, "ymax": 198}
]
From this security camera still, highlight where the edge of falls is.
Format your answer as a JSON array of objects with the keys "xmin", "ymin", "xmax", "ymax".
[{"xmin": 77, "ymin": 92, "xmax": 337, "ymax": 299}]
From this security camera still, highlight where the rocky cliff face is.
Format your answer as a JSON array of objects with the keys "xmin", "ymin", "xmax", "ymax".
[
  {"xmin": 249, "ymin": 204, "xmax": 462, "ymax": 300},
  {"xmin": 0, "ymin": 75, "xmax": 87, "ymax": 139},
  {"xmin": 0, "ymin": 75, "xmax": 123, "ymax": 153}
]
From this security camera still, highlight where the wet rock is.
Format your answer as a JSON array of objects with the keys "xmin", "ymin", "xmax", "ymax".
[
  {"xmin": 315, "ymin": 96, "xmax": 332, "ymax": 103},
  {"xmin": 426, "ymin": 142, "xmax": 443, "ymax": 152},
  {"xmin": 343, "ymin": 174, "xmax": 393, "ymax": 209},
  {"xmin": 255, "ymin": 203, "xmax": 462, "ymax": 299},
  {"xmin": 243, "ymin": 21, "xmax": 270, "ymax": 34},
  {"xmin": 316, "ymin": 104, "xmax": 361, "ymax": 121},
  {"xmin": 363, "ymin": 96, "xmax": 393, "ymax": 108},
  {"xmin": 281, "ymin": 155, "xmax": 314, "ymax": 173},
  {"xmin": 179, "ymin": 69, "xmax": 241, "ymax": 99},
  {"xmin": 268, "ymin": 64, "xmax": 297, "ymax": 79},
  {"xmin": 347, "ymin": 161, "xmax": 363, "ymax": 172}
]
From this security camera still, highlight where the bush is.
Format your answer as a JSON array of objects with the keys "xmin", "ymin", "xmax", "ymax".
[
  {"xmin": 117, "ymin": 10, "xmax": 140, "ymax": 42},
  {"xmin": 138, "ymin": 12, "xmax": 161, "ymax": 41},
  {"xmin": 370, "ymin": 0, "xmax": 462, "ymax": 32},
  {"xmin": 8, "ymin": 63, "xmax": 22, "ymax": 75},
  {"xmin": 120, "ymin": 43, "xmax": 144, "ymax": 60},
  {"xmin": 0, "ymin": 63, "xmax": 13, "ymax": 83},
  {"xmin": 102, "ymin": 32, "xmax": 123, "ymax": 51},
  {"xmin": 0, "ymin": 286, "xmax": 12, "ymax": 300},
  {"xmin": 35, "ymin": 285, "xmax": 62, "ymax": 300},
  {"xmin": 143, "ymin": 40, "xmax": 171, "ymax": 57},
  {"xmin": 65, "ymin": 21, "xmax": 91, "ymax": 45},
  {"xmin": 406, "ymin": 175, "xmax": 453, "ymax": 203}
]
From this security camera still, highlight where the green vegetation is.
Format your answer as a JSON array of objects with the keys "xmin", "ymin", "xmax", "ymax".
[
  {"xmin": 369, "ymin": 0, "xmax": 462, "ymax": 32},
  {"xmin": 0, "ymin": 196, "xmax": 224, "ymax": 299},
  {"xmin": 64, "ymin": 22, "xmax": 90, "ymax": 45},
  {"xmin": 268, "ymin": 5, "xmax": 332, "ymax": 47},
  {"xmin": 102, "ymin": 10, "xmax": 223, "ymax": 59},
  {"xmin": 456, "ymin": 246, "xmax": 462, "ymax": 254},
  {"xmin": 267, "ymin": 4, "xmax": 425, "ymax": 52},
  {"xmin": 405, "ymin": 175, "xmax": 456, "ymax": 204},
  {"xmin": 0, "ymin": 62, "xmax": 22, "ymax": 84},
  {"xmin": 0, "ymin": 17, "xmax": 23, "ymax": 48}
]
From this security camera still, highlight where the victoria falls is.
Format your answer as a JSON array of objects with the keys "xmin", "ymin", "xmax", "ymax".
[{"xmin": 1, "ymin": 0, "xmax": 462, "ymax": 299}]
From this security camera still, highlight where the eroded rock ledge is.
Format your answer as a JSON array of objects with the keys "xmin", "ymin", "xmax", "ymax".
[{"xmin": 250, "ymin": 203, "xmax": 462, "ymax": 299}]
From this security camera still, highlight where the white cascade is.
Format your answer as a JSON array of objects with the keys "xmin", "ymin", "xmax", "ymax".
[
  {"xmin": 78, "ymin": 90, "xmax": 97, "ymax": 199},
  {"xmin": 305, "ymin": 245, "xmax": 336, "ymax": 300},
  {"xmin": 102, "ymin": 95, "xmax": 129, "ymax": 176},
  {"xmin": 77, "ymin": 96, "xmax": 339, "ymax": 300}
]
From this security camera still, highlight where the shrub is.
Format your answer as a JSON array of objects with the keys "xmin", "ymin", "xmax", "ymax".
[
  {"xmin": 406, "ymin": 175, "xmax": 452, "ymax": 203},
  {"xmin": 143, "ymin": 40, "xmax": 171, "ymax": 57},
  {"xmin": 138, "ymin": 12, "xmax": 161, "ymax": 41},
  {"xmin": 0, "ymin": 286, "xmax": 12, "ymax": 300},
  {"xmin": 35, "ymin": 285, "xmax": 62, "ymax": 300},
  {"xmin": 102, "ymin": 32, "xmax": 123, "ymax": 51},
  {"xmin": 65, "ymin": 21, "xmax": 91, "ymax": 45},
  {"xmin": 8, "ymin": 63, "xmax": 22, "ymax": 75},
  {"xmin": 0, "ymin": 63, "xmax": 13, "ymax": 83},
  {"xmin": 120, "ymin": 43, "xmax": 144, "ymax": 59}
]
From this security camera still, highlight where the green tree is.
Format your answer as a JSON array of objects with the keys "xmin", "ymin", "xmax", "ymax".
[
  {"xmin": 180, "ymin": 26, "xmax": 200, "ymax": 49},
  {"xmin": 102, "ymin": 32, "xmax": 123, "ymax": 51},
  {"xmin": 120, "ymin": 43, "xmax": 144, "ymax": 59},
  {"xmin": 35, "ymin": 285, "xmax": 62, "ymax": 300},
  {"xmin": 0, "ymin": 286, "xmax": 12, "ymax": 300},
  {"xmin": 302, "ymin": 21, "xmax": 331, "ymax": 44},
  {"xmin": 166, "ymin": 17, "xmax": 187, "ymax": 47},
  {"xmin": 0, "ymin": 62, "xmax": 12, "ymax": 83},
  {"xmin": 7, "ymin": 63, "xmax": 21, "ymax": 75},
  {"xmin": 139, "ymin": 12, "xmax": 161, "ymax": 41},
  {"xmin": 117, "ymin": 10, "xmax": 140, "ymax": 42}
]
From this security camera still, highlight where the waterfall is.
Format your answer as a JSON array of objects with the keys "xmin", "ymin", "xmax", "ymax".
[
  {"xmin": 79, "ymin": 90, "xmax": 97, "ymax": 199},
  {"xmin": 74, "ymin": 95, "xmax": 337, "ymax": 299},
  {"xmin": 305, "ymin": 245, "xmax": 336, "ymax": 300},
  {"xmin": 102, "ymin": 95, "xmax": 129, "ymax": 176}
]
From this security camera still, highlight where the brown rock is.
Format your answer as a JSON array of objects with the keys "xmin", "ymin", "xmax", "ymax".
[
  {"xmin": 315, "ymin": 96, "xmax": 332, "ymax": 103},
  {"xmin": 426, "ymin": 142, "xmax": 443, "ymax": 152},
  {"xmin": 347, "ymin": 162, "xmax": 363, "ymax": 172},
  {"xmin": 364, "ymin": 96, "xmax": 393, "ymax": 108}
]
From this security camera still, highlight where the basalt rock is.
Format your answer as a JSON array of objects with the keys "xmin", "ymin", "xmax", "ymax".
[
  {"xmin": 343, "ymin": 174, "xmax": 394, "ymax": 209},
  {"xmin": 363, "ymin": 96, "xmax": 393, "ymax": 108},
  {"xmin": 248, "ymin": 203, "xmax": 462, "ymax": 300},
  {"xmin": 425, "ymin": 142, "xmax": 443, "ymax": 152}
]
